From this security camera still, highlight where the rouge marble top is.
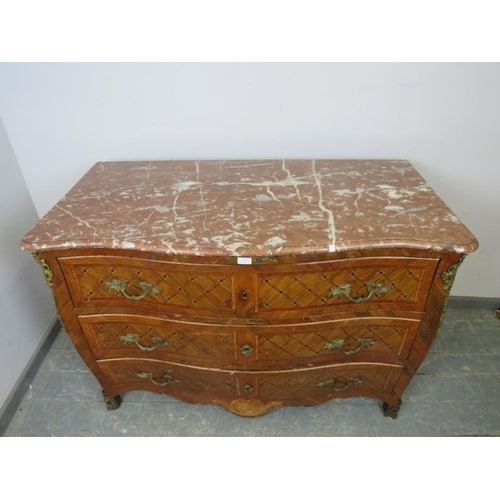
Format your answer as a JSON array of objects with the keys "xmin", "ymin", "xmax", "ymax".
[{"xmin": 21, "ymin": 160, "xmax": 478, "ymax": 256}]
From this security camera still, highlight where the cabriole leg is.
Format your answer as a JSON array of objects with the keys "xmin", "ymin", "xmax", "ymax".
[
  {"xmin": 102, "ymin": 391, "xmax": 122, "ymax": 410},
  {"xmin": 383, "ymin": 399, "xmax": 402, "ymax": 419}
]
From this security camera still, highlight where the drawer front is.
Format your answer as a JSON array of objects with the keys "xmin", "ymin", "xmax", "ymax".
[
  {"xmin": 252, "ymin": 317, "xmax": 420, "ymax": 365},
  {"xmin": 252, "ymin": 257, "xmax": 438, "ymax": 317},
  {"xmin": 78, "ymin": 314, "xmax": 240, "ymax": 364},
  {"xmin": 59, "ymin": 256, "xmax": 238, "ymax": 314},
  {"xmin": 247, "ymin": 363, "xmax": 404, "ymax": 400},
  {"xmin": 98, "ymin": 359, "xmax": 404, "ymax": 403},
  {"xmin": 99, "ymin": 359, "xmax": 239, "ymax": 398},
  {"xmin": 79, "ymin": 314, "xmax": 420, "ymax": 368}
]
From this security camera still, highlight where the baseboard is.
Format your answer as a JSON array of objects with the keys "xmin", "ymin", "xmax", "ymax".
[
  {"xmin": 0, "ymin": 317, "xmax": 61, "ymax": 436},
  {"xmin": 448, "ymin": 296, "xmax": 500, "ymax": 311}
]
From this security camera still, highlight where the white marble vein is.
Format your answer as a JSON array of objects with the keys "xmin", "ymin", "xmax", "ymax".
[{"xmin": 311, "ymin": 159, "xmax": 336, "ymax": 252}]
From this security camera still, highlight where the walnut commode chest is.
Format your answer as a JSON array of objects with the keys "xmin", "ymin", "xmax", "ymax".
[{"xmin": 21, "ymin": 160, "xmax": 478, "ymax": 418}]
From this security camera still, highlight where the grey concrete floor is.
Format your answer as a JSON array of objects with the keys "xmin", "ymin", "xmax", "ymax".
[{"xmin": 3, "ymin": 308, "xmax": 500, "ymax": 436}]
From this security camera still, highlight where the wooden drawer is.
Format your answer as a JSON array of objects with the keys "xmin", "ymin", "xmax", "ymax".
[
  {"xmin": 78, "ymin": 313, "xmax": 241, "ymax": 364},
  {"xmin": 60, "ymin": 255, "xmax": 438, "ymax": 319},
  {"xmin": 251, "ymin": 257, "xmax": 439, "ymax": 317},
  {"xmin": 59, "ymin": 256, "xmax": 239, "ymax": 315},
  {"xmin": 98, "ymin": 358, "xmax": 404, "ymax": 407},
  {"xmin": 98, "ymin": 358, "xmax": 240, "ymax": 398},
  {"xmin": 78, "ymin": 314, "xmax": 420, "ymax": 367},
  {"xmin": 246, "ymin": 363, "xmax": 404, "ymax": 401},
  {"xmin": 252, "ymin": 317, "xmax": 420, "ymax": 365}
]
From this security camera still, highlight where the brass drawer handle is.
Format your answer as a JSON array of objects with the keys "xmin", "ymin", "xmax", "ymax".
[
  {"xmin": 323, "ymin": 338, "xmax": 379, "ymax": 355},
  {"xmin": 316, "ymin": 377, "xmax": 363, "ymax": 392},
  {"xmin": 241, "ymin": 384, "xmax": 254, "ymax": 394},
  {"xmin": 327, "ymin": 282, "xmax": 391, "ymax": 303},
  {"xmin": 135, "ymin": 372, "xmax": 182, "ymax": 386},
  {"xmin": 120, "ymin": 333, "xmax": 172, "ymax": 352},
  {"xmin": 105, "ymin": 278, "xmax": 162, "ymax": 301}
]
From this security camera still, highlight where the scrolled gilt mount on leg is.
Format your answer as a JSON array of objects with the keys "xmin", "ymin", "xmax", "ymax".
[
  {"xmin": 438, "ymin": 255, "xmax": 467, "ymax": 329},
  {"xmin": 383, "ymin": 399, "xmax": 402, "ymax": 419},
  {"xmin": 32, "ymin": 253, "xmax": 54, "ymax": 288},
  {"xmin": 102, "ymin": 391, "xmax": 122, "ymax": 411},
  {"xmin": 442, "ymin": 255, "xmax": 467, "ymax": 294}
]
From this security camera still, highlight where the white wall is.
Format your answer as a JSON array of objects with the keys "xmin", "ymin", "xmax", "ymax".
[
  {"xmin": 0, "ymin": 116, "xmax": 56, "ymax": 409},
  {"xmin": 0, "ymin": 63, "xmax": 498, "ymax": 298}
]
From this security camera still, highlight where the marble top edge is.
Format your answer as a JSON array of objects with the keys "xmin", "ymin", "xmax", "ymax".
[
  {"xmin": 20, "ymin": 237, "xmax": 479, "ymax": 256},
  {"xmin": 21, "ymin": 159, "xmax": 478, "ymax": 256}
]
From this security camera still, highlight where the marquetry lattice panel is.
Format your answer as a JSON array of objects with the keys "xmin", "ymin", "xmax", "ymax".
[
  {"xmin": 79, "ymin": 316, "xmax": 237, "ymax": 360},
  {"xmin": 99, "ymin": 360, "xmax": 239, "ymax": 395},
  {"xmin": 255, "ymin": 260, "xmax": 438, "ymax": 313},
  {"xmin": 99, "ymin": 359, "xmax": 403, "ymax": 401},
  {"xmin": 60, "ymin": 257, "xmax": 235, "ymax": 310},
  {"xmin": 257, "ymin": 320, "xmax": 418, "ymax": 360},
  {"xmin": 255, "ymin": 364, "xmax": 403, "ymax": 398}
]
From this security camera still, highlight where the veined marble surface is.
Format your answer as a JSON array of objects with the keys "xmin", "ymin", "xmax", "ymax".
[{"xmin": 21, "ymin": 160, "xmax": 478, "ymax": 256}]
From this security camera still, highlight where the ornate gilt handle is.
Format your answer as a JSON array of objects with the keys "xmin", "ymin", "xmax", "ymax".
[
  {"xmin": 105, "ymin": 278, "xmax": 162, "ymax": 301},
  {"xmin": 323, "ymin": 338, "xmax": 379, "ymax": 355},
  {"xmin": 120, "ymin": 333, "xmax": 172, "ymax": 352},
  {"xmin": 327, "ymin": 282, "xmax": 391, "ymax": 303},
  {"xmin": 135, "ymin": 372, "xmax": 182, "ymax": 386},
  {"xmin": 316, "ymin": 376, "xmax": 363, "ymax": 391}
]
